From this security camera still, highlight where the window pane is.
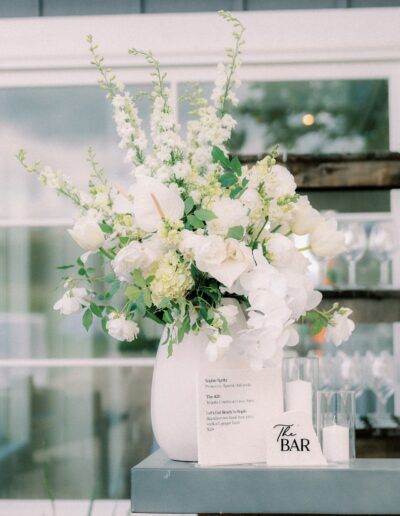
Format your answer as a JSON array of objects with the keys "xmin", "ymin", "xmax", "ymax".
[
  {"xmin": 0, "ymin": 85, "xmax": 151, "ymax": 220},
  {"xmin": 0, "ymin": 227, "xmax": 162, "ymax": 358},
  {"xmin": 178, "ymin": 79, "xmax": 389, "ymax": 154},
  {"xmin": 0, "ymin": 365, "xmax": 154, "ymax": 499}
]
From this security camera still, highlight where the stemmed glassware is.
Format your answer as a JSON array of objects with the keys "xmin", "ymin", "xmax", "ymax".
[
  {"xmin": 365, "ymin": 351, "xmax": 396, "ymax": 428},
  {"xmin": 368, "ymin": 222, "xmax": 398, "ymax": 288},
  {"xmin": 340, "ymin": 222, "xmax": 367, "ymax": 288}
]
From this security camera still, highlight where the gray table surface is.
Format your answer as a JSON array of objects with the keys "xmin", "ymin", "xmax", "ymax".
[{"xmin": 131, "ymin": 450, "xmax": 400, "ymax": 514}]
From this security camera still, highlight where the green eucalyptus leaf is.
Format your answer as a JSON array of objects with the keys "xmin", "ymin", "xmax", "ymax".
[
  {"xmin": 218, "ymin": 172, "xmax": 237, "ymax": 188},
  {"xmin": 230, "ymin": 156, "xmax": 242, "ymax": 176},
  {"xmin": 99, "ymin": 222, "xmax": 113, "ymax": 234},
  {"xmin": 212, "ymin": 146, "xmax": 230, "ymax": 167},
  {"xmin": 184, "ymin": 196, "xmax": 195, "ymax": 214},
  {"xmin": 187, "ymin": 214, "xmax": 204, "ymax": 229},
  {"xmin": 125, "ymin": 285, "xmax": 141, "ymax": 301},
  {"xmin": 90, "ymin": 303, "xmax": 104, "ymax": 317},
  {"xmin": 132, "ymin": 269, "xmax": 146, "ymax": 287},
  {"xmin": 194, "ymin": 208, "xmax": 217, "ymax": 221},
  {"xmin": 83, "ymin": 309, "xmax": 93, "ymax": 331},
  {"xmin": 227, "ymin": 225, "xmax": 244, "ymax": 240}
]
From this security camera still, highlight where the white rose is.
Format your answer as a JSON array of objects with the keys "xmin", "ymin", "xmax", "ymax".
[
  {"xmin": 193, "ymin": 235, "xmax": 227, "ymax": 271},
  {"xmin": 207, "ymin": 198, "xmax": 249, "ymax": 236},
  {"xmin": 310, "ymin": 218, "xmax": 346, "ymax": 257},
  {"xmin": 289, "ymin": 196, "xmax": 322, "ymax": 235},
  {"xmin": 68, "ymin": 217, "xmax": 105, "ymax": 252},
  {"xmin": 213, "ymin": 239, "xmax": 253, "ymax": 288},
  {"xmin": 106, "ymin": 314, "xmax": 139, "ymax": 342},
  {"xmin": 130, "ymin": 176, "xmax": 184, "ymax": 232},
  {"xmin": 53, "ymin": 288, "xmax": 88, "ymax": 315},
  {"xmin": 266, "ymin": 233, "xmax": 310, "ymax": 274},
  {"xmin": 326, "ymin": 309, "xmax": 355, "ymax": 346},
  {"xmin": 191, "ymin": 235, "xmax": 252, "ymax": 288},
  {"xmin": 112, "ymin": 239, "xmax": 162, "ymax": 282}
]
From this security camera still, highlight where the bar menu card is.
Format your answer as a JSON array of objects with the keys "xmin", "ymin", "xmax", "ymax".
[{"xmin": 197, "ymin": 367, "xmax": 283, "ymax": 466}]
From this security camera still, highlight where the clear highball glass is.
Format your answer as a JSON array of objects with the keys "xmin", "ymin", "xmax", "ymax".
[
  {"xmin": 317, "ymin": 390, "xmax": 356, "ymax": 464},
  {"xmin": 282, "ymin": 357, "xmax": 319, "ymax": 428}
]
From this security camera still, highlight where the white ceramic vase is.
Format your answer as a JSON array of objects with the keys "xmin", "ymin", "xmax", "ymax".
[{"xmin": 150, "ymin": 299, "xmax": 247, "ymax": 462}]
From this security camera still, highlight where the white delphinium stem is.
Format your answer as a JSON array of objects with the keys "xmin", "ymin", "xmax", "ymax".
[
  {"xmin": 186, "ymin": 12, "xmax": 244, "ymax": 174},
  {"xmin": 212, "ymin": 11, "xmax": 245, "ymax": 116},
  {"xmin": 17, "ymin": 150, "xmax": 83, "ymax": 207},
  {"xmin": 87, "ymin": 35, "xmax": 147, "ymax": 171},
  {"xmin": 129, "ymin": 48, "xmax": 187, "ymax": 181}
]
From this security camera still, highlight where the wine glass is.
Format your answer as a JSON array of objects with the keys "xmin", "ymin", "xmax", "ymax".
[
  {"xmin": 340, "ymin": 222, "xmax": 367, "ymax": 288},
  {"xmin": 365, "ymin": 351, "xmax": 396, "ymax": 428},
  {"xmin": 368, "ymin": 222, "xmax": 398, "ymax": 288}
]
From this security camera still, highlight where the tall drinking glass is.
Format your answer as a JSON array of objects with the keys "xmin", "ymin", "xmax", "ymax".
[
  {"xmin": 282, "ymin": 357, "xmax": 319, "ymax": 428},
  {"xmin": 317, "ymin": 390, "xmax": 356, "ymax": 463}
]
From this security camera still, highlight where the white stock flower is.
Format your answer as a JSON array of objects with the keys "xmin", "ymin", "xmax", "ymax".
[
  {"xmin": 53, "ymin": 288, "xmax": 88, "ymax": 315},
  {"xmin": 68, "ymin": 217, "xmax": 105, "ymax": 252},
  {"xmin": 106, "ymin": 314, "xmax": 139, "ymax": 342},
  {"xmin": 207, "ymin": 198, "xmax": 249, "ymax": 236},
  {"xmin": 326, "ymin": 309, "xmax": 355, "ymax": 346},
  {"xmin": 310, "ymin": 218, "xmax": 346, "ymax": 257},
  {"xmin": 289, "ymin": 196, "xmax": 322, "ymax": 235},
  {"xmin": 112, "ymin": 239, "xmax": 162, "ymax": 282},
  {"xmin": 131, "ymin": 176, "xmax": 184, "ymax": 232}
]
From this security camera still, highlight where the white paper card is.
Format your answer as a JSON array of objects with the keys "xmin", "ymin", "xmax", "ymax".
[
  {"xmin": 266, "ymin": 411, "xmax": 327, "ymax": 467},
  {"xmin": 197, "ymin": 367, "xmax": 283, "ymax": 466}
]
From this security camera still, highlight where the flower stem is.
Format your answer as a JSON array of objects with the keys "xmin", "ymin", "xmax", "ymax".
[
  {"xmin": 298, "ymin": 245, "xmax": 311, "ymax": 252},
  {"xmin": 99, "ymin": 247, "xmax": 114, "ymax": 260}
]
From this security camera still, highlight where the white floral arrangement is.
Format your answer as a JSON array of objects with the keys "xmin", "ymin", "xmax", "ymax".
[{"xmin": 18, "ymin": 11, "xmax": 354, "ymax": 367}]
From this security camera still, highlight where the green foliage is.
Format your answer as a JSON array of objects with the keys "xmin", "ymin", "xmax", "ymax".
[
  {"xmin": 227, "ymin": 225, "xmax": 244, "ymax": 240},
  {"xmin": 194, "ymin": 208, "xmax": 217, "ymax": 221},
  {"xmin": 83, "ymin": 308, "xmax": 93, "ymax": 331}
]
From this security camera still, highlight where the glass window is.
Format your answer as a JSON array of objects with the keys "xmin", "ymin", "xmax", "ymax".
[
  {"xmin": 178, "ymin": 79, "xmax": 389, "ymax": 155},
  {"xmin": 0, "ymin": 85, "xmax": 152, "ymax": 220},
  {"xmin": 0, "ymin": 365, "xmax": 154, "ymax": 500}
]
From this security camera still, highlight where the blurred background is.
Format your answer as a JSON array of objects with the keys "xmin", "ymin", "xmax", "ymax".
[{"xmin": 1, "ymin": 1, "xmax": 400, "ymax": 513}]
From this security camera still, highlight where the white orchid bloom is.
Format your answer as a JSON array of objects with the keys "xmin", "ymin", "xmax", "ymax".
[{"xmin": 130, "ymin": 176, "xmax": 184, "ymax": 232}]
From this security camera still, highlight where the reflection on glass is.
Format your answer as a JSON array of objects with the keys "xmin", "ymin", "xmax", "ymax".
[
  {"xmin": 0, "ymin": 366, "xmax": 154, "ymax": 500},
  {"xmin": 178, "ymin": 79, "xmax": 389, "ymax": 155},
  {"xmin": 0, "ymin": 85, "xmax": 151, "ymax": 220}
]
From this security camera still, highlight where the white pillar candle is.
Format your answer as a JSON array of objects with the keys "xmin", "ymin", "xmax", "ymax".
[
  {"xmin": 286, "ymin": 379, "xmax": 312, "ymax": 416},
  {"xmin": 322, "ymin": 424, "xmax": 350, "ymax": 463}
]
